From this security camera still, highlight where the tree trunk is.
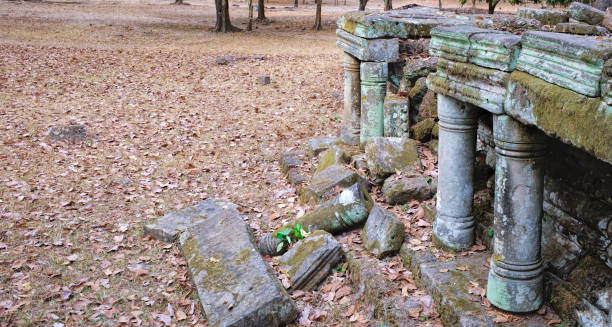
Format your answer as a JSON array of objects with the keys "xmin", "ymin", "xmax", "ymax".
[
  {"xmin": 384, "ymin": 0, "xmax": 392, "ymax": 10},
  {"xmin": 358, "ymin": 0, "xmax": 367, "ymax": 10},
  {"xmin": 174, "ymin": 0, "xmax": 183, "ymax": 4},
  {"xmin": 215, "ymin": 0, "xmax": 240, "ymax": 32},
  {"xmin": 257, "ymin": 0, "xmax": 266, "ymax": 20},
  {"xmin": 294, "ymin": 0, "xmax": 298, "ymax": 8},
  {"xmin": 313, "ymin": 0, "xmax": 322, "ymax": 30},
  {"xmin": 248, "ymin": 0, "xmax": 253, "ymax": 31},
  {"xmin": 438, "ymin": 0, "xmax": 442, "ymax": 10},
  {"xmin": 488, "ymin": 0, "xmax": 498, "ymax": 14}
]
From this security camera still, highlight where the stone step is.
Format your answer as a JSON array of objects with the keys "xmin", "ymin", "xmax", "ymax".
[{"xmin": 400, "ymin": 245, "xmax": 554, "ymax": 327}]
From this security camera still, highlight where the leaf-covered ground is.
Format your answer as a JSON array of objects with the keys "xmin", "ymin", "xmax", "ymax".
[{"xmin": 0, "ymin": 0, "xmax": 549, "ymax": 326}]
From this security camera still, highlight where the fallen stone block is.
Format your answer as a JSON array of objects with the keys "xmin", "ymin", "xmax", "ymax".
[
  {"xmin": 144, "ymin": 199, "xmax": 238, "ymax": 242},
  {"xmin": 604, "ymin": 8, "xmax": 612, "ymax": 32},
  {"xmin": 383, "ymin": 94, "xmax": 409, "ymax": 138},
  {"xmin": 300, "ymin": 164, "xmax": 363, "ymax": 204},
  {"xmin": 279, "ymin": 230, "xmax": 343, "ymax": 291},
  {"xmin": 336, "ymin": 29, "xmax": 399, "ymax": 62},
  {"xmin": 260, "ymin": 182, "xmax": 373, "ymax": 256},
  {"xmin": 517, "ymin": 8, "xmax": 569, "ymax": 26},
  {"xmin": 569, "ymin": 2, "xmax": 605, "ymax": 25},
  {"xmin": 427, "ymin": 58, "xmax": 510, "ymax": 114},
  {"xmin": 553, "ymin": 22, "xmax": 610, "ymax": 35},
  {"xmin": 178, "ymin": 200, "xmax": 299, "ymax": 327},
  {"xmin": 287, "ymin": 168, "xmax": 308, "ymax": 186},
  {"xmin": 516, "ymin": 31, "xmax": 612, "ymax": 97},
  {"xmin": 603, "ymin": 59, "xmax": 612, "ymax": 106},
  {"xmin": 416, "ymin": 89, "xmax": 437, "ymax": 121},
  {"xmin": 474, "ymin": 14, "xmax": 542, "ymax": 34},
  {"xmin": 314, "ymin": 146, "xmax": 351, "ymax": 175},
  {"xmin": 280, "ymin": 150, "xmax": 307, "ymax": 174},
  {"xmin": 403, "ymin": 57, "xmax": 438, "ymax": 88},
  {"xmin": 48, "ymin": 124, "xmax": 87, "ymax": 142},
  {"xmin": 307, "ymin": 137, "xmax": 337, "ymax": 157},
  {"xmin": 214, "ymin": 55, "xmax": 234, "ymax": 65},
  {"xmin": 504, "ymin": 71, "xmax": 612, "ymax": 164},
  {"xmin": 364, "ymin": 137, "xmax": 421, "ymax": 181},
  {"xmin": 257, "ymin": 75, "xmax": 271, "ymax": 85},
  {"xmin": 412, "ymin": 118, "xmax": 435, "ymax": 141},
  {"xmin": 361, "ymin": 205, "xmax": 405, "ymax": 258},
  {"xmin": 382, "ymin": 172, "xmax": 434, "ymax": 204}
]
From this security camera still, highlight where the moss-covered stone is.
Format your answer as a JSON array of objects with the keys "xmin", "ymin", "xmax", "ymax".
[
  {"xmin": 361, "ymin": 205, "xmax": 405, "ymax": 258},
  {"xmin": 364, "ymin": 137, "xmax": 422, "ymax": 181},
  {"xmin": 412, "ymin": 118, "xmax": 435, "ymax": 141}
]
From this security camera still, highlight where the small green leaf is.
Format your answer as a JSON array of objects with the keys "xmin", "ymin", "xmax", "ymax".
[
  {"xmin": 276, "ymin": 242, "xmax": 284, "ymax": 253},
  {"xmin": 425, "ymin": 177, "xmax": 432, "ymax": 183},
  {"xmin": 402, "ymin": 205, "xmax": 407, "ymax": 212},
  {"xmin": 488, "ymin": 228, "xmax": 494, "ymax": 237}
]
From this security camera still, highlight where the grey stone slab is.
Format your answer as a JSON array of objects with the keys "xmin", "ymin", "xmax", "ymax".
[
  {"xmin": 553, "ymin": 22, "xmax": 610, "ymax": 35},
  {"xmin": 517, "ymin": 8, "xmax": 569, "ymax": 26},
  {"xmin": 361, "ymin": 205, "xmax": 405, "ymax": 258},
  {"xmin": 301, "ymin": 164, "xmax": 364, "ymax": 204},
  {"xmin": 336, "ymin": 29, "xmax": 399, "ymax": 62},
  {"xmin": 178, "ymin": 200, "xmax": 298, "ymax": 327},
  {"xmin": 144, "ymin": 199, "xmax": 238, "ymax": 242},
  {"xmin": 48, "ymin": 124, "xmax": 87, "ymax": 142},
  {"xmin": 427, "ymin": 58, "xmax": 510, "ymax": 114},
  {"xmin": 382, "ymin": 172, "xmax": 434, "ymax": 204},
  {"xmin": 308, "ymin": 137, "xmax": 337, "ymax": 157},
  {"xmin": 280, "ymin": 150, "xmax": 307, "ymax": 174},
  {"xmin": 279, "ymin": 230, "xmax": 343, "ymax": 291},
  {"xmin": 364, "ymin": 137, "xmax": 422, "ymax": 181},
  {"xmin": 516, "ymin": 31, "xmax": 612, "ymax": 97},
  {"xmin": 569, "ymin": 2, "xmax": 605, "ymax": 25}
]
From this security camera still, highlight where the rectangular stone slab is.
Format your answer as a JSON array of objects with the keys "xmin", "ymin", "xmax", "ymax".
[
  {"xmin": 516, "ymin": 31, "xmax": 612, "ymax": 97},
  {"xmin": 468, "ymin": 33, "xmax": 521, "ymax": 71},
  {"xmin": 602, "ymin": 58, "xmax": 612, "ymax": 106},
  {"xmin": 429, "ymin": 25, "xmax": 506, "ymax": 64},
  {"xmin": 336, "ymin": 29, "xmax": 399, "ymax": 62},
  {"xmin": 179, "ymin": 201, "xmax": 299, "ymax": 327},
  {"xmin": 504, "ymin": 71, "xmax": 612, "ymax": 164},
  {"xmin": 427, "ymin": 58, "xmax": 510, "ymax": 113},
  {"xmin": 337, "ymin": 8, "xmax": 473, "ymax": 39},
  {"xmin": 517, "ymin": 8, "xmax": 568, "ymax": 26},
  {"xmin": 383, "ymin": 94, "xmax": 409, "ymax": 137}
]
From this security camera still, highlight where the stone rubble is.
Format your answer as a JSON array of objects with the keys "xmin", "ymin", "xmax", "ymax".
[{"xmin": 361, "ymin": 205, "xmax": 405, "ymax": 258}]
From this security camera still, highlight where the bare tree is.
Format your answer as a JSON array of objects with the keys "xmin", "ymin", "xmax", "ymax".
[
  {"xmin": 248, "ymin": 0, "xmax": 254, "ymax": 30},
  {"xmin": 294, "ymin": 0, "xmax": 298, "ymax": 8},
  {"xmin": 215, "ymin": 0, "xmax": 240, "ymax": 32},
  {"xmin": 257, "ymin": 0, "xmax": 266, "ymax": 20},
  {"xmin": 358, "ymin": 0, "xmax": 368, "ymax": 10},
  {"xmin": 384, "ymin": 0, "xmax": 392, "ymax": 10},
  {"xmin": 313, "ymin": 0, "xmax": 322, "ymax": 30}
]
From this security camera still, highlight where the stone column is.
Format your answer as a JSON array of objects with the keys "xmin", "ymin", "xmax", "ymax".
[
  {"xmin": 486, "ymin": 115, "xmax": 547, "ymax": 313},
  {"xmin": 360, "ymin": 62, "xmax": 387, "ymax": 147},
  {"xmin": 433, "ymin": 94, "xmax": 479, "ymax": 250},
  {"xmin": 340, "ymin": 52, "xmax": 361, "ymax": 145}
]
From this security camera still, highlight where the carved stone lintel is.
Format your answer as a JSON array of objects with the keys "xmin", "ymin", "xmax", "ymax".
[
  {"xmin": 433, "ymin": 94, "xmax": 479, "ymax": 250},
  {"xmin": 486, "ymin": 114, "xmax": 547, "ymax": 313}
]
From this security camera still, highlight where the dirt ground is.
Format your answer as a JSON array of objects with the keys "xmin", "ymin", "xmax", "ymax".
[{"xmin": 0, "ymin": 0, "xmax": 554, "ymax": 326}]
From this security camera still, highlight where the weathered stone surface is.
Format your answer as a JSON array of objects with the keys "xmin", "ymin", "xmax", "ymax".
[
  {"xmin": 279, "ymin": 230, "xmax": 343, "ymax": 291},
  {"xmin": 280, "ymin": 150, "xmax": 307, "ymax": 174},
  {"xmin": 179, "ymin": 200, "xmax": 298, "ymax": 327},
  {"xmin": 504, "ymin": 71, "xmax": 612, "ymax": 164},
  {"xmin": 48, "ymin": 124, "xmax": 87, "ymax": 142},
  {"xmin": 427, "ymin": 58, "xmax": 510, "ymax": 114},
  {"xmin": 399, "ymin": 38, "xmax": 430, "ymax": 55},
  {"xmin": 604, "ymin": 8, "xmax": 612, "ymax": 31},
  {"xmin": 301, "ymin": 164, "xmax": 363, "ymax": 204},
  {"xmin": 314, "ymin": 146, "xmax": 351, "ymax": 175},
  {"xmin": 257, "ymin": 75, "xmax": 271, "ymax": 85},
  {"xmin": 569, "ymin": 2, "xmax": 605, "ymax": 25},
  {"xmin": 214, "ymin": 55, "xmax": 234, "ymax": 65},
  {"xmin": 553, "ymin": 22, "xmax": 610, "ymax": 35},
  {"xmin": 361, "ymin": 205, "xmax": 405, "ymax": 258},
  {"xmin": 337, "ymin": 7, "xmax": 473, "ymax": 39},
  {"xmin": 352, "ymin": 153, "xmax": 368, "ymax": 171},
  {"xmin": 409, "ymin": 77, "xmax": 428, "ymax": 108},
  {"xmin": 364, "ymin": 137, "xmax": 421, "ymax": 180},
  {"xmin": 382, "ymin": 172, "xmax": 434, "ymax": 204},
  {"xmin": 412, "ymin": 118, "xmax": 435, "ymax": 141},
  {"xmin": 403, "ymin": 57, "xmax": 438, "ymax": 88},
  {"xmin": 383, "ymin": 94, "xmax": 409, "ymax": 138},
  {"xmin": 602, "ymin": 58, "xmax": 612, "ymax": 105},
  {"xmin": 400, "ymin": 246, "xmax": 553, "ymax": 327},
  {"xmin": 360, "ymin": 62, "xmax": 387, "ymax": 147},
  {"xmin": 474, "ymin": 14, "xmax": 542, "ymax": 33},
  {"xmin": 430, "ymin": 25, "xmax": 500, "ymax": 63},
  {"xmin": 340, "ymin": 52, "xmax": 361, "ymax": 146},
  {"xmin": 308, "ymin": 137, "xmax": 336, "ymax": 157},
  {"xmin": 144, "ymin": 199, "xmax": 237, "ymax": 242},
  {"xmin": 346, "ymin": 251, "xmax": 421, "ymax": 326},
  {"xmin": 517, "ymin": 8, "xmax": 569, "ymax": 26},
  {"xmin": 594, "ymin": 0, "xmax": 612, "ymax": 11},
  {"xmin": 517, "ymin": 31, "xmax": 612, "ymax": 97},
  {"xmin": 287, "ymin": 168, "xmax": 308, "ymax": 186},
  {"xmin": 542, "ymin": 211, "xmax": 585, "ymax": 279},
  {"xmin": 336, "ymin": 29, "xmax": 399, "ymax": 62}
]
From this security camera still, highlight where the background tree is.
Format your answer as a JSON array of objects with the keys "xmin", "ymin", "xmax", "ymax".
[
  {"xmin": 384, "ymin": 0, "xmax": 392, "ymax": 10},
  {"xmin": 461, "ymin": 0, "xmax": 571, "ymax": 14},
  {"xmin": 257, "ymin": 0, "xmax": 266, "ymax": 20},
  {"xmin": 359, "ymin": 0, "xmax": 367, "ymax": 10},
  {"xmin": 313, "ymin": 0, "xmax": 322, "ymax": 29},
  {"xmin": 248, "ymin": 0, "xmax": 253, "ymax": 31},
  {"xmin": 215, "ymin": 0, "xmax": 240, "ymax": 32}
]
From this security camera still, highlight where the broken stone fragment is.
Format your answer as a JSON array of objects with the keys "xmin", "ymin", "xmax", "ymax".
[
  {"xmin": 214, "ymin": 55, "xmax": 234, "ymax": 65},
  {"xmin": 382, "ymin": 172, "xmax": 435, "ymax": 204},
  {"xmin": 287, "ymin": 168, "xmax": 308, "ymax": 186},
  {"xmin": 364, "ymin": 137, "xmax": 421, "ymax": 181},
  {"xmin": 257, "ymin": 75, "xmax": 271, "ymax": 85},
  {"xmin": 307, "ymin": 137, "xmax": 337, "ymax": 157},
  {"xmin": 260, "ymin": 182, "xmax": 373, "ymax": 256},
  {"xmin": 314, "ymin": 146, "xmax": 351, "ymax": 175},
  {"xmin": 144, "ymin": 199, "xmax": 238, "ymax": 242},
  {"xmin": 412, "ymin": 118, "xmax": 435, "ymax": 141},
  {"xmin": 300, "ymin": 164, "xmax": 364, "ymax": 204},
  {"xmin": 336, "ymin": 29, "xmax": 400, "ymax": 62},
  {"xmin": 280, "ymin": 150, "xmax": 307, "ymax": 174},
  {"xmin": 417, "ymin": 90, "xmax": 437, "ymax": 121},
  {"xmin": 403, "ymin": 57, "xmax": 438, "ymax": 89},
  {"xmin": 361, "ymin": 205, "xmax": 405, "ymax": 258},
  {"xmin": 279, "ymin": 230, "xmax": 343, "ymax": 291},
  {"xmin": 178, "ymin": 199, "xmax": 298, "ymax": 327},
  {"xmin": 553, "ymin": 22, "xmax": 610, "ymax": 35},
  {"xmin": 48, "ymin": 124, "xmax": 87, "ymax": 142},
  {"xmin": 569, "ymin": 2, "xmax": 605, "ymax": 26},
  {"xmin": 517, "ymin": 8, "xmax": 569, "ymax": 26}
]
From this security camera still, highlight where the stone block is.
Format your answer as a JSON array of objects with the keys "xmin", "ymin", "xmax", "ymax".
[
  {"xmin": 517, "ymin": 31, "xmax": 612, "ymax": 97},
  {"xmin": 314, "ymin": 146, "xmax": 351, "ymax": 175},
  {"xmin": 307, "ymin": 137, "xmax": 337, "ymax": 157},
  {"xmin": 553, "ymin": 22, "xmax": 610, "ymax": 35},
  {"xmin": 48, "ymin": 124, "xmax": 87, "ymax": 142},
  {"xmin": 361, "ymin": 205, "xmax": 405, "ymax": 258},
  {"xmin": 569, "ymin": 2, "xmax": 605, "ymax": 25},
  {"xmin": 603, "ymin": 59, "xmax": 612, "ymax": 106},
  {"xmin": 412, "ymin": 118, "xmax": 435, "ymax": 141},
  {"xmin": 403, "ymin": 57, "xmax": 438, "ymax": 88},
  {"xmin": 279, "ymin": 230, "xmax": 343, "ymax": 291},
  {"xmin": 383, "ymin": 94, "xmax": 409, "ymax": 138},
  {"xmin": 336, "ymin": 29, "xmax": 399, "ymax": 62},
  {"xmin": 429, "ymin": 25, "xmax": 505, "ymax": 64},
  {"xmin": 475, "ymin": 14, "xmax": 542, "ymax": 34},
  {"xmin": 280, "ymin": 150, "xmax": 307, "ymax": 174},
  {"xmin": 604, "ymin": 8, "xmax": 612, "ymax": 31},
  {"xmin": 382, "ymin": 172, "xmax": 434, "ymax": 204},
  {"xmin": 178, "ymin": 200, "xmax": 298, "ymax": 327},
  {"xmin": 504, "ymin": 71, "xmax": 612, "ymax": 164},
  {"xmin": 364, "ymin": 137, "xmax": 421, "ymax": 181},
  {"xmin": 517, "ymin": 8, "xmax": 569, "ymax": 26},
  {"xmin": 427, "ymin": 58, "xmax": 510, "ymax": 114},
  {"xmin": 144, "ymin": 199, "xmax": 238, "ymax": 242},
  {"xmin": 301, "ymin": 164, "xmax": 363, "ymax": 204},
  {"xmin": 257, "ymin": 75, "xmax": 271, "ymax": 85},
  {"xmin": 468, "ymin": 33, "xmax": 521, "ymax": 71}
]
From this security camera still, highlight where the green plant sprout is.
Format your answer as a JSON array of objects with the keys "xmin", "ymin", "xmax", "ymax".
[{"xmin": 275, "ymin": 223, "xmax": 310, "ymax": 253}]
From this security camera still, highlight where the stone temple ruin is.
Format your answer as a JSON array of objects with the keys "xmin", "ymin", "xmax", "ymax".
[{"xmin": 144, "ymin": 4, "xmax": 611, "ymax": 327}]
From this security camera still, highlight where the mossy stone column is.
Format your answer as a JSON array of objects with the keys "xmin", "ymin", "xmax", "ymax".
[
  {"xmin": 433, "ymin": 94, "xmax": 478, "ymax": 250},
  {"xmin": 360, "ymin": 62, "xmax": 387, "ymax": 147},
  {"xmin": 341, "ymin": 53, "xmax": 361, "ymax": 145},
  {"xmin": 487, "ymin": 114, "xmax": 547, "ymax": 313}
]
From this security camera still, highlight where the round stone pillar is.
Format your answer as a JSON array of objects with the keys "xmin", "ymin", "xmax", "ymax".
[
  {"xmin": 340, "ymin": 52, "xmax": 361, "ymax": 145},
  {"xmin": 487, "ymin": 115, "xmax": 547, "ymax": 313},
  {"xmin": 359, "ymin": 62, "xmax": 387, "ymax": 147},
  {"xmin": 433, "ymin": 94, "xmax": 479, "ymax": 250}
]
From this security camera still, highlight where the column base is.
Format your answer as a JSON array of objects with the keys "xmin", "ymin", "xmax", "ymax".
[
  {"xmin": 486, "ymin": 261, "xmax": 543, "ymax": 313},
  {"xmin": 433, "ymin": 214, "xmax": 474, "ymax": 250}
]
